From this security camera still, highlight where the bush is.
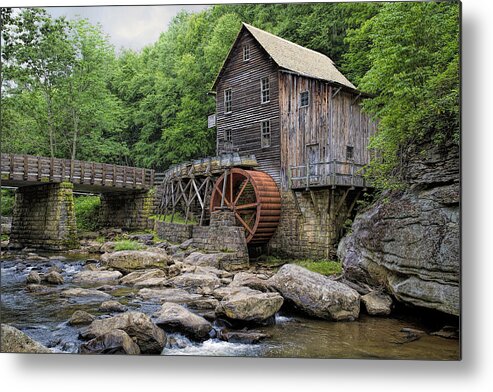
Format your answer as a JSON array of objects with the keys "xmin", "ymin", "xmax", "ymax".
[
  {"xmin": 113, "ymin": 240, "xmax": 143, "ymax": 251},
  {"xmin": 1, "ymin": 189, "xmax": 15, "ymax": 216},
  {"xmin": 74, "ymin": 195, "xmax": 101, "ymax": 231}
]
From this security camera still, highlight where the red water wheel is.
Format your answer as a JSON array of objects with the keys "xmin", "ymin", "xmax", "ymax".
[{"xmin": 210, "ymin": 168, "xmax": 281, "ymax": 245}]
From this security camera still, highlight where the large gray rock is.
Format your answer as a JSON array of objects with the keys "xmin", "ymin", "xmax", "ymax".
[
  {"xmin": 81, "ymin": 311, "xmax": 166, "ymax": 354},
  {"xmin": 338, "ymin": 140, "xmax": 459, "ymax": 316},
  {"xmin": 120, "ymin": 269, "xmax": 166, "ymax": 286},
  {"xmin": 72, "ymin": 270, "xmax": 123, "ymax": 286},
  {"xmin": 153, "ymin": 302, "xmax": 212, "ymax": 341},
  {"xmin": 361, "ymin": 291, "xmax": 393, "ymax": 316},
  {"xmin": 169, "ymin": 272, "xmax": 221, "ymax": 295},
  {"xmin": 99, "ymin": 300, "xmax": 127, "ymax": 313},
  {"xmin": 269, "ymin": 264, "xmax": 360, "ymax": 321},
  {"xmin": 215, "ymin": 286, "xmax": 284, "ymax": 324},
  {"xmin": 44, "ymin": 270, "xmax": 64, "ymax": 285},
  {"xmin": 60, "ymin": 288, "xmax": 112, "ymax": 300},
  {"xmin": 26, "ymin": 271, "xmax": 41, "ymax": 284},
  {"xmin": 68, "ymin": 310, "xmax": 96, "ymax": 325},
  {"xmin": 230, "ymin": 272, "xmax": 275, "ymax": 292},
  {"xmin": 1, "ymin": 324, "xmax": 51, "ymax": 353},
  {"xmin": 100, "ymin": 250, "xmax": 171, "ymax": 273},
  {"xmin": 80, "ymin": 329, "xmax": 140, "ymax": 355}
]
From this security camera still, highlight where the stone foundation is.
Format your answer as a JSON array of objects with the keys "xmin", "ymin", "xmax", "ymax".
[
  {"xmin": 9, "ymin": 182, "xmax": 78, "ymax": 250},
  {"xmin": 99, "ymin": 189, "xmax": 153, "ymax": 230},
  {"xmin": 155, "ymin": 221, "xmax": 193, "ymax": 244},
  {"xmin": 268, "ymin": 189, "xmax": 355, "ymax": 260},
  {"xmin": 155, "ymin": 211, "xmax": 249, "ymax": 268}
]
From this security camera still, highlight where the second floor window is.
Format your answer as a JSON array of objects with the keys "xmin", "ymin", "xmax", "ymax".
[
  {"xmin": 243, "ymin": 45, "xmax": 250, "ymax": 61},
  {"xmin": 261, "ymin": 120, "xmax": 271, "ymax": 148},
  {"xmin": 261, "ymin": 77, "xmax": 270, "ymax": 104},
  {"xmin": 224, "ymin": 88, "xmax": 232, "ymax": 113},
  {"xmin": 346, "ymin": 146, "xmax": 354, "ymax": 160},
  {"xmin": 300, "ymin": 91, "xmax": 309, "ymax": 107}
]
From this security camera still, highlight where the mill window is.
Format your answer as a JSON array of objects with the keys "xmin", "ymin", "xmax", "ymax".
[
  {"xmin": 243, "ymin": 45, "xmax": 250, "ymax": 61},
  {"xmin": 300, "ymin": 91, "xmax": 309, "ymax": 107},
  {"xmin": 261, "ymin": 77, "xmax": 270, "ymax": 104},
  {"xmin": 225, "ymin": 129, "xmax": 232, "ymax": 143},
  {"xmin": 346, "ymin": 146, "xmax": 354, "ymax": 160},
  {"xmin": 261, "ymin": 120, "xmax": 271, "ymax": 148},
  {"xmin": 224, "ymin": 88, "xmax": 232, "ymax": 113}
]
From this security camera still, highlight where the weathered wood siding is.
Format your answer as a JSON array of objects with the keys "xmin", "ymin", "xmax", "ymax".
[
  {"xmin": 215, "ymin": 30, "xmax": 281, "ymax": 183},
  {"xmin": 279, "ymin": 73, "xmax": 377, "ymax": 190}
]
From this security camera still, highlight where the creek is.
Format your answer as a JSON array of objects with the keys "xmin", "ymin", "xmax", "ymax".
[{"xmin": 0, "ymin": 252, "xmax": 459, "ymax": 359}]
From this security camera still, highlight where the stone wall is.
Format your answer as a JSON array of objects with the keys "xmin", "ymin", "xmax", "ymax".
[
  {"xmin": 9, "ymin": 182, "xmax": 78, "ymax": 250},
  {"xmin": 268, "ymin": 189, "xmax": 353, "ymax": 260},
  {"xmin": 155, "ymin": 211, "xmax": 249, "ymax": 267},
  {"xmin": 99, "ymin": 189, "xmax": 153, "ymax": 230},
  {"xmin": 155, "ymin": 221, "xmax": 193, "ymax": 244}
]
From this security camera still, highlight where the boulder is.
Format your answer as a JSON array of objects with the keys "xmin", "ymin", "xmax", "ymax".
[
  {"xmin": 1, "ymin": 324, "xmax": 51, "ymax": 353},
  {"xmin": 25, "ymin": 284, "xmax": 53, "ymax": 294},
  {"xmin": 119, "ymin": 269, "xmax": 166, "ymax": 286},
  {"xmin": 100, "ymin": 250, "xmax": 172, "ymax": 273},
  {"xmin": 169, "ymin": 272, "xmax": 221, "ymax": 295},
  {"xmin": 338, "ymin": 139, "xmax": 459, "ymax": 316},
  {"xmin": 43, "ymin": 270, "xmax": 64, "ymax": 285},
  {"xmin": 26, "ymin": 271, "xmax": 41, "ymax": 284},
  {"xmin": 138, "ymin": 287, "xmax": 202, "ymax": 303},
  {"xmin": 217, "ymin": 328, "xmax": 270, "ymax": 344},
  {"xmin": 72, "ymin": 270, "xmax": 122, "ymax": 286},
  {"xmin": 68, "ymin": 310, "xmax": 96, "ymax": 326},
  {"xmin": 183, "ymin": 251, "xmax": 246, "ymax": 271},
  {"xmin": 80, "ymin": 329, "xmax": 141, "ymax": 355},
  {"xmin": 269, "ymin": 264, "xmax": 360, "ymax": 321},
  {"xmin": 133, "ymin": 277, "xmax": 168, "ymax": 288},
  {"xmin": 99, "ymin": 300, "xmax": 127, "ymax": 313},
  {"xmin": 60, "ymin": 288, "xmax": 112, "ymax": 300},
  {"xmin": 230, "ymin": 272, "xmax": 275, "ymax": 292},
  {"xmin": 80, "ymin": 311, "xmax": 166, "ymax": 354},
  {"xmin": 179, "ymin": 238, "xmax": 194, "ymax": 249},
  {"xmin": 153, "ymin": 302, "xmax": 212, "ymax": 341},
  {"xmin": 215, "ymin": 286, "xmax": 283, "ymax": 324},
  {"xmin": 361, "ymin": 292, "xmax": 393, "ymax": 316}
]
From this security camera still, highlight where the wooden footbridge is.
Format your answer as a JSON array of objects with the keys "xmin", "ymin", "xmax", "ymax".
[
  {"xmin": 1, "ymin": 153, "xmax": 156, "ymax": 251},
  {"xmin": 0, "ymin": 153, "xmax": 155, "ymax": 192}
]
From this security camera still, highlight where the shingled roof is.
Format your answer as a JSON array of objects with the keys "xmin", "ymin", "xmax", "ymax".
[{"xmin": 212, "ymin": 23, "xmax": 357, "ymax": 91}]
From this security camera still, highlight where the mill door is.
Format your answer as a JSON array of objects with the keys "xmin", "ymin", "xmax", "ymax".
[{"xmin": 306, "ymin": 144, "xmax": 320, "ymax": 184}]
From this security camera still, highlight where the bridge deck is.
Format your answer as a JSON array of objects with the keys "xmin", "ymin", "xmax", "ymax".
[{"xmin": 1, "ymin": 154, "xmax": 154, "ymax": 192}]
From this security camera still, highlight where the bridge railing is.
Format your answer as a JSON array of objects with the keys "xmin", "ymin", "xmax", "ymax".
[{"xmin": 1, "ymin": 153, "xmax": 154, "ymax": 190}]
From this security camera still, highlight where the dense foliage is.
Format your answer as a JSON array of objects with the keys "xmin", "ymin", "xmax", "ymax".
[
  {"xmin": 1, "ymin": 2, "xmax": 460, "ymax": 188},
  {"xmin": 74, "ymin": 195, "xmax": 101, "ymax": 231},
  {"xmin": 0, "ymin": 189, "xmax": 15, "ymax": 216}
]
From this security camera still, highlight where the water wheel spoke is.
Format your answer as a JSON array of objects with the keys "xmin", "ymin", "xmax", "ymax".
[
  {"xmin": 233, "ymin": 178, "xmax": 250, "ymax": 205},
  {"xmin": 235, "ymin": 202, "xmax": 259, "ymax": 210},
  {"xmin": 215, "ymin": 186, "xmax": 232, "ymax": 209},
  {"xmin": 235, "ymin": 212, "xmax": 254, "ymax": 235}
]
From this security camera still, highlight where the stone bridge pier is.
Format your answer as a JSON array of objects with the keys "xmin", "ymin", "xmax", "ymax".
[
  {"xmin": 8, "ymin": 183, "xmax": 154, "ymax": 251},
  {"xmin": 9, "ymin": 182, "xmax": 78, "ymax": 251}
]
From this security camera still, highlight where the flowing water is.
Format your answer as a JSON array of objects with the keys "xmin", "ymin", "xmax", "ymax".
[{"xmin": 0, "ymin": 252, "xmax": 460, "ymax": 359}]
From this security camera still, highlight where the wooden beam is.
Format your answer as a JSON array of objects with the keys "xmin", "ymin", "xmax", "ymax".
[
  {"xmin": 309, "ymin": 190, "xmax": 319, "ymax": 214},
  {"xmin": 334, "ymin": 188, "xmax": 350, "ymax": 217}
]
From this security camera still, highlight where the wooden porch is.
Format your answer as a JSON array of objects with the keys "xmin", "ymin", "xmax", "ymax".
[{"xmin": 289, "ymin": 160, "xmax": 369, "ymax": 190}]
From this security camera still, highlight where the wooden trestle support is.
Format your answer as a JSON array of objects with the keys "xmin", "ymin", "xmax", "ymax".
[{"xmin": 157, "ymin": 155, "xmax": 281, "ymax": 245}]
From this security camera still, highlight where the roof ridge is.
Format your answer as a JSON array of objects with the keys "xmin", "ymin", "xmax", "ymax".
[{"xmin": 243, "ymin": 23, "xmax": 335, "ymax": 66}]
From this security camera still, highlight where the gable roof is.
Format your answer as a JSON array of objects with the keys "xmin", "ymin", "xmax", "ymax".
[{"xmin": 212, "ymin": 23, "xmax": 357, "ymax": 91}]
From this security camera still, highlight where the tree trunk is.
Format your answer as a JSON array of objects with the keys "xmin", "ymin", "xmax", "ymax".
[{"xmin": 71, "ymin": 107, "xmax": 78, "ymax": 160}]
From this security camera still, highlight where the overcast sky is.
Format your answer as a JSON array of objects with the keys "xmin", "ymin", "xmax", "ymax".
[{"xmin": 46, "ymin": 5, "xmax": 209, "ymax": 51}]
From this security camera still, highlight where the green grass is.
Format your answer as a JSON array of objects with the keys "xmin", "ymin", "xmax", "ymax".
[
  {"xmin": 292, "ymin": 259, "xmax": 342, "ymax": 276},
  {"xmin": 113, "ymin": 240, "xmax": 144, "ymax": 251},
  {"xmin": 259, "ymin": 256, "xmax": 342, "ymax": 276},
  {"xmin": 149, "ymin": 214, "xmax": 197, "ymax": 225}
]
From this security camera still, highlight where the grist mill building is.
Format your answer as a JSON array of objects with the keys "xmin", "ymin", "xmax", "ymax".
[{"xmin": 157, "ymin": 23, "xmax": 377, "ymax": 260}]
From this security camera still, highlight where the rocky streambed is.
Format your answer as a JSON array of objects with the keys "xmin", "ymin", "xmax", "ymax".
[{"xmin": 0, "ymin": 238, "xmax": 459, "ymax": 359}]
